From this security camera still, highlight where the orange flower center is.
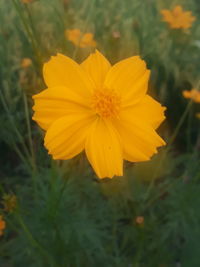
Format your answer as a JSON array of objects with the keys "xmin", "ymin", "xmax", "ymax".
[{"xmin": 92, "ymin": 89, "xmax": 121, "ymax": 118}]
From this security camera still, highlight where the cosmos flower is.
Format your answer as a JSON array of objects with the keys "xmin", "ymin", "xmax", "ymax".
[
  {"xmin": 161, "ymin": 5, "xmax": 195, "ymax": 29},
  {"xmin": 32, "ymin": 50, "xmax": 166, "ymax": 178},
  {"xmin": 0, "ymin": 216, "xmax": 6, "ymax": 236},
  {"xmin": 65, "ymin": 29, "xmax": 96, "ymax": 48},
  {"xmin": 182, "ymin": 89, "xmax": 200, "ymax": 103}
]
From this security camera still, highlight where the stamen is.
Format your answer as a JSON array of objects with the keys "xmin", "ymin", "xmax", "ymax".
[{"xmin": 92, "ymin": 89, "xmax": 121, "ymax": 118}]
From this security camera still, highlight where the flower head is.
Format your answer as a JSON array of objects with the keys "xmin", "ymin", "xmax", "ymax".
[
  {"xmin": 0, "ymin": 216, "xmax": 6, "ymax": 236},
  {"xmin": 161, "ymin": 5, "xmax": 195, "ymax": 29},
  {"xmin": 66, "ymin": 29, "xmax": 96, "ymax": 48},
  {"xmin": 182, "ymin": 89, "xmax": 200, "ymax": 103},
  {"xmin": 21, "ymin": 58, "xmax": 32, "ymax": 68},
  {"xmin": 32, "ymin": 50, "xmax": 166, "ymax": 178},
  {"xmin": 135, "ymin": 216, "xmax": 144, "ymax": 225}
]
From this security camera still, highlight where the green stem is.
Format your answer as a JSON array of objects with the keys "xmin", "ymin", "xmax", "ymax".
[
  {"xmin": 186, "ymin": 104, "xmax": 193, "ymax": 152},
  {"xmin": 167, "ymin": 100, "xmax": 193, "ymax": 148},
  {"xmin": 23, "ymin": 92, "xmax": 37, "ymax": 172},
  {"xmin": 24, "ymin": 4, "xmax": 40, "ymax": 47},
  {"xmin": 72, "ymin": 0, "xmax": 95, "ymax": 59},
  {"xmin": 12, "ymin": 0, "xmax": 42, "ymax": 67},
  {"xmin": 23, "ymin": 92, "xmax": 38, "ymax": 198}
]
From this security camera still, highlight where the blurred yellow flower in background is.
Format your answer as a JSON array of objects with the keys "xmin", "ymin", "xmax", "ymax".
[
  {"xmin": 32, "ymin": 50, "xmax": 166, "ymax": 178},
  {"xmin": 0, "ymin": 216, "xmax": 6, "ymax": 236},
  {"xmin": 65, "ymin": 29, "xmax": 96, "ymax": 48},
  {"xmin": 2, "ymin": 194, "xmax": 17, "ymax": 213},
  {"xmin": 21, "ymin": 58, "xmax": 32, "ymax": 68},
  {"xmin": 196, "ymin": 113, "xmax": 200, "ymax": 119},
  {"xmin": 135, "ymin": 216, "xmax": 144, "ymax": 225},
  {"xmin": 182, "ymin": 89, "xmax": 200, "ymax": 103},
  {"xmin": 161, "ymin": 5, "xmax": 195, "ymax": 29}
]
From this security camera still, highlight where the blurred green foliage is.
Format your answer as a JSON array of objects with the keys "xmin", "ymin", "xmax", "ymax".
[{"xmin": 0, "ymin": 0, "xmax": 200, "ymax": 266}]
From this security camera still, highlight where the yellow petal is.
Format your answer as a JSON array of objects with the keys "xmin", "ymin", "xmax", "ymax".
[
  {"xmin": 81, "ymin": 50, "xmax": 111, "ymax": 89},
  {"xmin": 44, "ymin": 113, "xmax": 96, "ymax": 160},
  {"xmin": 182, "ymin": 90, "xmax": 191, "ymax": 99},
  {"xmin": 66, "ymin": 29, "xmax": 81, "ymax": 45},
  {"xmin": 85, "ymin": 118, "xmax": 123, "ymax": 178},
  {"xmin": 161, "ymin": 10, "xmax": 174, "ymax": 23},
  {"xmin": 182, "ymin": 89, "xmax": 200, "ymax": 103},
  {"xmin": 122, "ymin": 95, "xmax": 166, "ymax": 129},
  {"xmin": 191, "ymin": 89, "xmax": 200, "ymax": 103},
  {"xmin": 122, "ymin": 70, "xmax": 150, "ymax": 107},
  {"xmin": 113, "ymin": 115, "xmax": 166, "ymax": 162},
  {"xmin": 32, "ymin": 86, "xmax": 93, "ymax": 130},
  {"xmin": 173, "ymin": 5, "xmax": 183, "ymax": 15},
  {"xmin": 104, "ymin": 56, "xmax": 149, "ymax": 104},
  {"xmin": 43, "ymin": 53, "xmax": 94, "ymax": 96}
]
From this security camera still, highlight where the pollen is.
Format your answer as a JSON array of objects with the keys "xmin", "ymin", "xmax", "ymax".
[{"xmin": 92, "ymin": 89, "xmax": 121, "ymax": 118}]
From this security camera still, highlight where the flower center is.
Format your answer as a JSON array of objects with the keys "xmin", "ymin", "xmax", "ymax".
[{"xmin": 92, "ymin": 89, "xmax": 121, "ymax": 118}]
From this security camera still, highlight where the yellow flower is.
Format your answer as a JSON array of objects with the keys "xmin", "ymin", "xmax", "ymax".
[
  {"xmin": 65, "ymin": 29, "xmax": 96, "ymax": 48},
  {"xmin": 182, "ymin": 89, "xmax": 200, "ymax": 103},
  {"xmin": 2, "ymin": 194, "xmax": 17, "ymax": 213},
  {"xmin": 161, "ymin": 5, "xmax": 195, "ymax": 29},
  {"xmin": 21, "ymin": 58, "xmax": 32, "ymax": 68},
  {"xmin": 32, "ymin": 50, "xmax": 166, "ymax": 178},
  {"xmin": 0, "ymin": 216, "xmax": 6, "ymax": 236}
]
